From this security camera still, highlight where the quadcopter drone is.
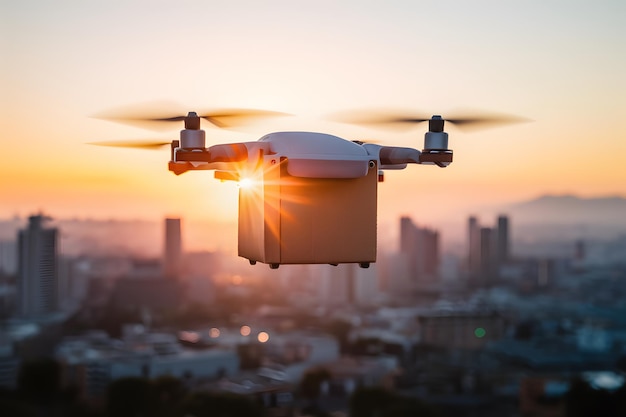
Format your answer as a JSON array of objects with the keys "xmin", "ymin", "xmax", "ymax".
[{"xmin": 94, "ymin": 106, "xmax": 523, "ymax": 269}]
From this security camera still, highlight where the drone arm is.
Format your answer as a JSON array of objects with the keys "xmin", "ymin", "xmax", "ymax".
[
  {"xmin": 207, "ymin": 143, "xmax": 248, "ymax": 162},
  {"xmin": 379, "ymin": 146, "xmax": 421, "ymax": 165},
  {"xmin": 365, "ymin": 144, "xmax": 452, "ymax": 169},
  {"xmin": 169, "ymin": 142, "xmax": 272, "ymax": 175}
]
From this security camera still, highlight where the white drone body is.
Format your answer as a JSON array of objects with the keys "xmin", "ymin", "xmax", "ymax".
[
  {"xmin": 167, "ymin": 115, "xmax": 452, "ymax": 269},
  {"xmin": 95, "ymin": 106, "xmax": 521, "ymax": 268}
]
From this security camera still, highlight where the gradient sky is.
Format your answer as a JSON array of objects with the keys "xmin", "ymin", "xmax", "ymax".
[{"xmin": 2, "ymin": 1, "xmax": 625, "ymax": 245}]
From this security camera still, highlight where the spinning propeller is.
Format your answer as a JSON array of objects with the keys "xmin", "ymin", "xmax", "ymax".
[
  {"xmin": 89, "ymin": 104, "xmax": 290, "ymax": 149},
  {"xmin": 328, "ymin": 109, "xmax": 528, "ymax": 132}
]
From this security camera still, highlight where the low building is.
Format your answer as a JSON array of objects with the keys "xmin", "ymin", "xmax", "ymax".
[
  {"xmin": 419, "ymin": 311, "xmax": 505, "ymax": 350},
  {"xmin": 0, "ymin": 337, "xmax": 20, "ymax": 389},
  {"xmin": 55, "ymin": 329, "xmax": 239, "ymax": 402},
  {"xmin": 108, "ymin": 277, "xmax": 185, "ymax": 312}
]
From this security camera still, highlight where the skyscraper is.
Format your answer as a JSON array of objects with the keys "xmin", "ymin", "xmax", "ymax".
[
  {"xmin": 466, "ymin": 214, "xmax": 512, "ymax": 286},
  {"xmin": 496, "ymin": 215, "xmax": 510, "ymax": 265},
  {"xmin": 0, "ymin": 240, "xmax": 17, "ymax": 275},
  {"xmin": 17, "ymin": 215, "xmax": 58, "ymax": 318},
  {"xmin": 400, "ymin": 216, "xmax": 415, "ymax": 255},
  {"xmin": 399, "ymin": 216, "xmax": 440, "ymax": 283},
  {"xmin": 163, "ymin": 218, "xmax": 182, "ymax": 280},
  {"xmin": 468, "ymin": 216, "xmax": 481, "ymax": 277},
  {"xmin": 480, "ymin": 227, "xmax": 496, "ymax": 284}
]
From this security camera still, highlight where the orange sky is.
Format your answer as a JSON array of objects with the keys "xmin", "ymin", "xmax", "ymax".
[{"xmin": 1, "ymin": 1, "xmax": 625, "ymax": 251}]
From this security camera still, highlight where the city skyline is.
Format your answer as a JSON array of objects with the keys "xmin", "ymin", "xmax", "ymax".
[
  {"xmin": 2, "ymin": 172, "xmax": 626, "ymax": 415},
  {"xmin": 2, "ymin": 1, "xmax": 626, "ymax": 230},
  {"xmin": 1, "ymin": 194, "xmax": 624, "ymax": 264}
]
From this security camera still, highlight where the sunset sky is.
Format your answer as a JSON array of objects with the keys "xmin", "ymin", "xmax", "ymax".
[{"xmin": 2, "ymin": 1, "xmax": 625, "ymax": 248}]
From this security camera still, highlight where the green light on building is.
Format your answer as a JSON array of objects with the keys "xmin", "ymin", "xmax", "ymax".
[{"xmin": 474, "ymin": 327, "xmax": 486, "ymax": 338}]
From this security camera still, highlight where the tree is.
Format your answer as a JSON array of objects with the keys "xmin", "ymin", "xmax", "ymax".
[
  {"xmin": 106, "ymin": 377, "xmax": 155, "ymax": 417},
  {"xmin": 152, "ymin": 376, "xmax": 187, "ymax": 417},
  {"xmin": 299, "ymin": 367, "xmax": 332, "ymax": 402},
  {"xmin": 565, "ymin": 377, "xmax": 626, "ymax": 417},
  {"xmin": 15, "ymin": 358, "xmax": 102, "ymax": 417},
  {"xmin": 182, "ymin": 391, "xmax": 264, "ymax": 417},
  {"xmin": 17, "ymin": 358, "xmax": 62, "ymax": 406},
  {"xmin": 324, "ymin": 319, "xmax": 352, "ymax": 354},
  {"xmin": 349, "ymin": 387, "xmax": 440, "ymax": 417},
  {"xmin": 349, "ymin": 387, "xmax": 394, "ymax": 417},
  {"xmin": 0, "ymin": 396, "xmax": 36, "ymax": 417}
]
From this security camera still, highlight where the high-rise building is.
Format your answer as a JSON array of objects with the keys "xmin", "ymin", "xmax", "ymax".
[
  {"xmin": 468, "ymin": 216, "xmax": 481, "ymax": 277},
  {"xmin": 0, "ymin": 240, "xmax": 17, "ymax": 276},
  {"xmin": 399, "ymin": 216, "xmax": 440, "ymax": 283},
  {"xmin": 399, "ymin": 217, "xmax": 415, "ymax": 255},
  {"xmin": 352, "ymin": 263, "xmax": 379, "ymax": 306},
  {"xmin": 163, "ymin": 218, "xmax": 182, "ymax": 279},
  {"xmin": 17, "ymin": 215, "xmax": 58, "ymax": 318},
  {"xmin": 496, "ymin": 215, "xmax": 510, "ymax": 264},
  {"xmin": 384, "ymin": 251, "xmax": 413, "ymax": 295},
  {"xmin": 466, "ymin": 214, "xmax": 512, "ymax": 286},
  {"xmin": 574, "ymin": 239, "xmax": 585, "ymax": 261},
  {"xmin": 316, "ymin": 263, "xmax": 353, "ymax": 307},
  {"xmin": 314, "ymin": 262, "xmax": 380, "ymax": 307},
  {"xmin": 480, "ymin": 227, "xmax": 496, "ymax": 283}
]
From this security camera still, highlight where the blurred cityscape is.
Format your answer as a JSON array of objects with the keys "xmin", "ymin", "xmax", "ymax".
[{"xmin": 1, "ymin": 199, "xmax": 626, "ymax": 416}]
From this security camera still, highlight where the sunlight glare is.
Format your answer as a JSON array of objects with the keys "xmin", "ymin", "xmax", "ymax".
[{"xmin": 238, "ymin": 177, "xmax": 255, "ymax": 189}]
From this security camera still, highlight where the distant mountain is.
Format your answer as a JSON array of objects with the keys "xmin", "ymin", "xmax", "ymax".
[{"xmin": 504, "ymin": 194, "xmax": 626, "ymax": 224}]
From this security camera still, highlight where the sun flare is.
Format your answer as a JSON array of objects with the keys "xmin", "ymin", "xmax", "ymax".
[{"xmin": 238, "ymin": 178, "xmax": 255, "ymax": 189}]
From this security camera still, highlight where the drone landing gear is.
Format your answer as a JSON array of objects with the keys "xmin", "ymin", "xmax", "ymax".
[
  {"xmin": 247, "ymin": 261, "xmax": 370, "ymax": 269},
  {"xmin": 329, "ymin": 262, "xmax": 369, "ymax": 268}
]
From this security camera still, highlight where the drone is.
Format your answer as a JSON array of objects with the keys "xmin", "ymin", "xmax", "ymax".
[{"xmin": 94, "ymin": 105, "xmax": 524, "ymax": 269}]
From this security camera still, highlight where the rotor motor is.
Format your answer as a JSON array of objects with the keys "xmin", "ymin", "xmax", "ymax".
[
  {"xmin": 180, "ymin": 128, "xmax": 206, "ymax": 149},
  {"xmin": 423, "ymin": 115, "xmax": 449, "ymax": 152},
  {"xmin": 180, "ymin": 112, "xmax": 206, "ymax": 149}
]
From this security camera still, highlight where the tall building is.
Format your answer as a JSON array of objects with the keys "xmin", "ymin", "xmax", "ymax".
[
  {"xmin": 574, "ymin": 239, "xmax": 585, "ymax": 261},
  {"xmin": 399, "ymin": 217, "xmax": 415, "ymax": 255},
  {"xmin": 384, "ymin": 251, "xmax": 413, "ymax": 295},
  {"xmin": 496, "ymin": 215, "xmax": 510, "ymax": 264},
  {"xmin": 0, "ymin": 240, "xmax": 17, "ymax": 276},
  {"xmin": 163, "ymin": 218, "xmax": 182, "ymax": 279},
  {"xmin": 466, "ymin": 214, "xmax": 512, "ymax": 286},
  {"xmin": 312, "ymin": 262, "xmax": 380, "ymax": 307},
  {"xmin": 467, "ymin": 216, "xmax": 481, "ymax": 277},
  {"xmin": 399, "ymin": 216, "xmax": 440, "ymax": 284},
  {"xmin": 352, "ymin": 264, "xmax": 379, "ymax": 306},
  {"xmin": 316, "ymin": 263, "xmax": 352, "ymax": 307},
  {"xmin": 17, "ymin": 215, "xmax": 58, "ymax": 318},
  {"xmin": 480, "ymin": 227, "xmax": 496, "ymax": 283}
]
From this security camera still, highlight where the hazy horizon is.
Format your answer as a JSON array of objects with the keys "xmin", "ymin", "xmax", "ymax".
[
  {"xmin": 2, "ymin": 193, "xmax": 625, "ymax": 261},
  {"xmin": 2, "ymin": 1, "xmax": 626, "ymax": 231}
]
